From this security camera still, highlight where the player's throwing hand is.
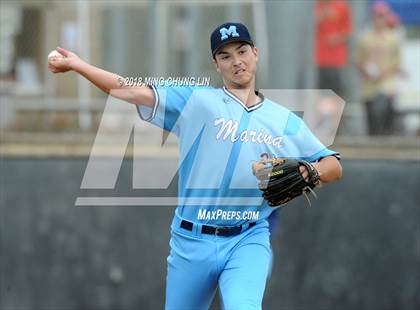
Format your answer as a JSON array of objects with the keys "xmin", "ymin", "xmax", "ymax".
[{"xmin": 48, "ymin": 47, "xmax": 79, "ymax": 74}]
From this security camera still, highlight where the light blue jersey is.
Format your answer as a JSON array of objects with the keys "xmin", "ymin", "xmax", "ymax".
[
  {"xmin": 132, "ymin": 21, "xmax": 343, "ymax": 310},
  {"xmin": 137, "ymin": 85, "xmax": 339, "ymax": 226}
]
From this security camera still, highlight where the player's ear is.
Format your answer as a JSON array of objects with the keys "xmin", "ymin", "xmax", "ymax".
[
  {"xmin": 253, "ymin": 46, "xmax": 259, "ymax": 62},
  {"xmin": 213, "ymin": 58, "xmax": 221, "ymax": 73}
]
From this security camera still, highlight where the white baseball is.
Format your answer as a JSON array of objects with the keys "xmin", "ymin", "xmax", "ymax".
[{"xmin": 48, "ymin": 50, "xmax": 64, "ymax": 60}]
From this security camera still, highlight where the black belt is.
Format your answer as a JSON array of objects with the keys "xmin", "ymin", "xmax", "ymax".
[{"xmin": 180, "ymin": 220, "xmax": 256, "ymax": 237}]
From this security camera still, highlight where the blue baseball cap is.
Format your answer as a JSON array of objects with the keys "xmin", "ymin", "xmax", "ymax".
[{"xmin": 210, "ymin": 22, "xmax": 254, "ymax": 58}]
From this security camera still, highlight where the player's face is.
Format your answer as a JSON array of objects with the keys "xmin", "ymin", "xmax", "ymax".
[
  {"xmin": 213, "ymin": 42, "xmax": 259, "ymax": 89},
  {"xmin": 373, "ymin": 14, "xmax": 388, "ymax": 30}
]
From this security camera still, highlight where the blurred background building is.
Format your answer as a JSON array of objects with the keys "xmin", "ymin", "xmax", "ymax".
[
  {"xmin": 1, "ymin": 1, "xmax": 419, "ymax": 310},
  {"xmin": 0, "ymin": 0, "xmax": 419, "ymax": 136}
]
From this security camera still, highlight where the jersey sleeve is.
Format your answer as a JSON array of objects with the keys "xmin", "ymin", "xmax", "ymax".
[
  {"xmin": 136, "ymin": 84, "xmax": 195, "ymax": 135},
  {"xmin": 284, "ymin": 112, "xmax": 340, "ymax": 162}
]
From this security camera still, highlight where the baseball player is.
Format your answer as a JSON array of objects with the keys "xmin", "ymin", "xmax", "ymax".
[{"xmin": 49, "ymin": 22, "xmax": 342, "ymax": 310}]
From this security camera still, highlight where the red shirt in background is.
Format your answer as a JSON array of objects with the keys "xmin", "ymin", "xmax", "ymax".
[{"xmin": 315, "ymin": 0, "xmax": 352, "ymax": 68}]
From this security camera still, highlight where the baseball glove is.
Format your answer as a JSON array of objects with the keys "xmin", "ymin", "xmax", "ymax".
[{"xmin": 252, "ymin": 158, "xmax": 321, "ymax": 207}]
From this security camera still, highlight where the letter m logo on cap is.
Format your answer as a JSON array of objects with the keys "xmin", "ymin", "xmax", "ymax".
[{"xmin": 219, "ymin": 25, "xmax": 239, "ymax": 40}]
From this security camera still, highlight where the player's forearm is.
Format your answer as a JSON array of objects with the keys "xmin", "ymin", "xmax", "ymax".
[
  {"xmin": 313, "ymin": 156, "xmax": 342, "ymax": 183},
  {"xmin": 71, "ymin": 60, "xmax": 153, "ymax": 106},
  {"xmin": 357, "ymin": 62, "xmax": 369, "ymax": 79},
  {"xmin": 72, "ymin": 60, "xmax": 122, "ymax": 94},
  {"xmin": 382, "ymin": 63, "xmax": 401, "ymax": 78}
]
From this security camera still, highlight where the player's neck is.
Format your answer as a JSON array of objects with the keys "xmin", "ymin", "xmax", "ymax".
[
  {"xmin": 224, "ymin": 82, "xmax": 259, "ymax": 107},
  {"xmin": 230, "ymin": 89, "xmax": 259, "ymax": 107}
]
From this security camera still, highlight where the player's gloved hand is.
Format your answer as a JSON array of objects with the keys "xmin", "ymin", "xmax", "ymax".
[
  {"xmin": 252, "ymin": 157, "xmax": 321, "ymax": 207},
  {"xmin": 48, "ymin": 47, "xmax": 80, "ymax": 74}
]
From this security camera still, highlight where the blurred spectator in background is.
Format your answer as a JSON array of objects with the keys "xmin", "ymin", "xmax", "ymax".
[
  {"xmin": 386, "ymin": 10, "xmax": 407, "ymax": 77},
  {"xmin": 0, "ymin": 5, "xmax": 22, "ymax": 80},
  {"xmin": 313, "ymin": 0, "xmax": 351, "ymax": 141},
  {"xmin": 386, "ymin": 10, "xmax": 400, "ymax": 31},
  {"xmin": 314, "ymin": 0, "xmax": 352, "ymax": 98},
  {"xmin": 356, "ymin": 1, "xmax": 401, "ymax": 136}
]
